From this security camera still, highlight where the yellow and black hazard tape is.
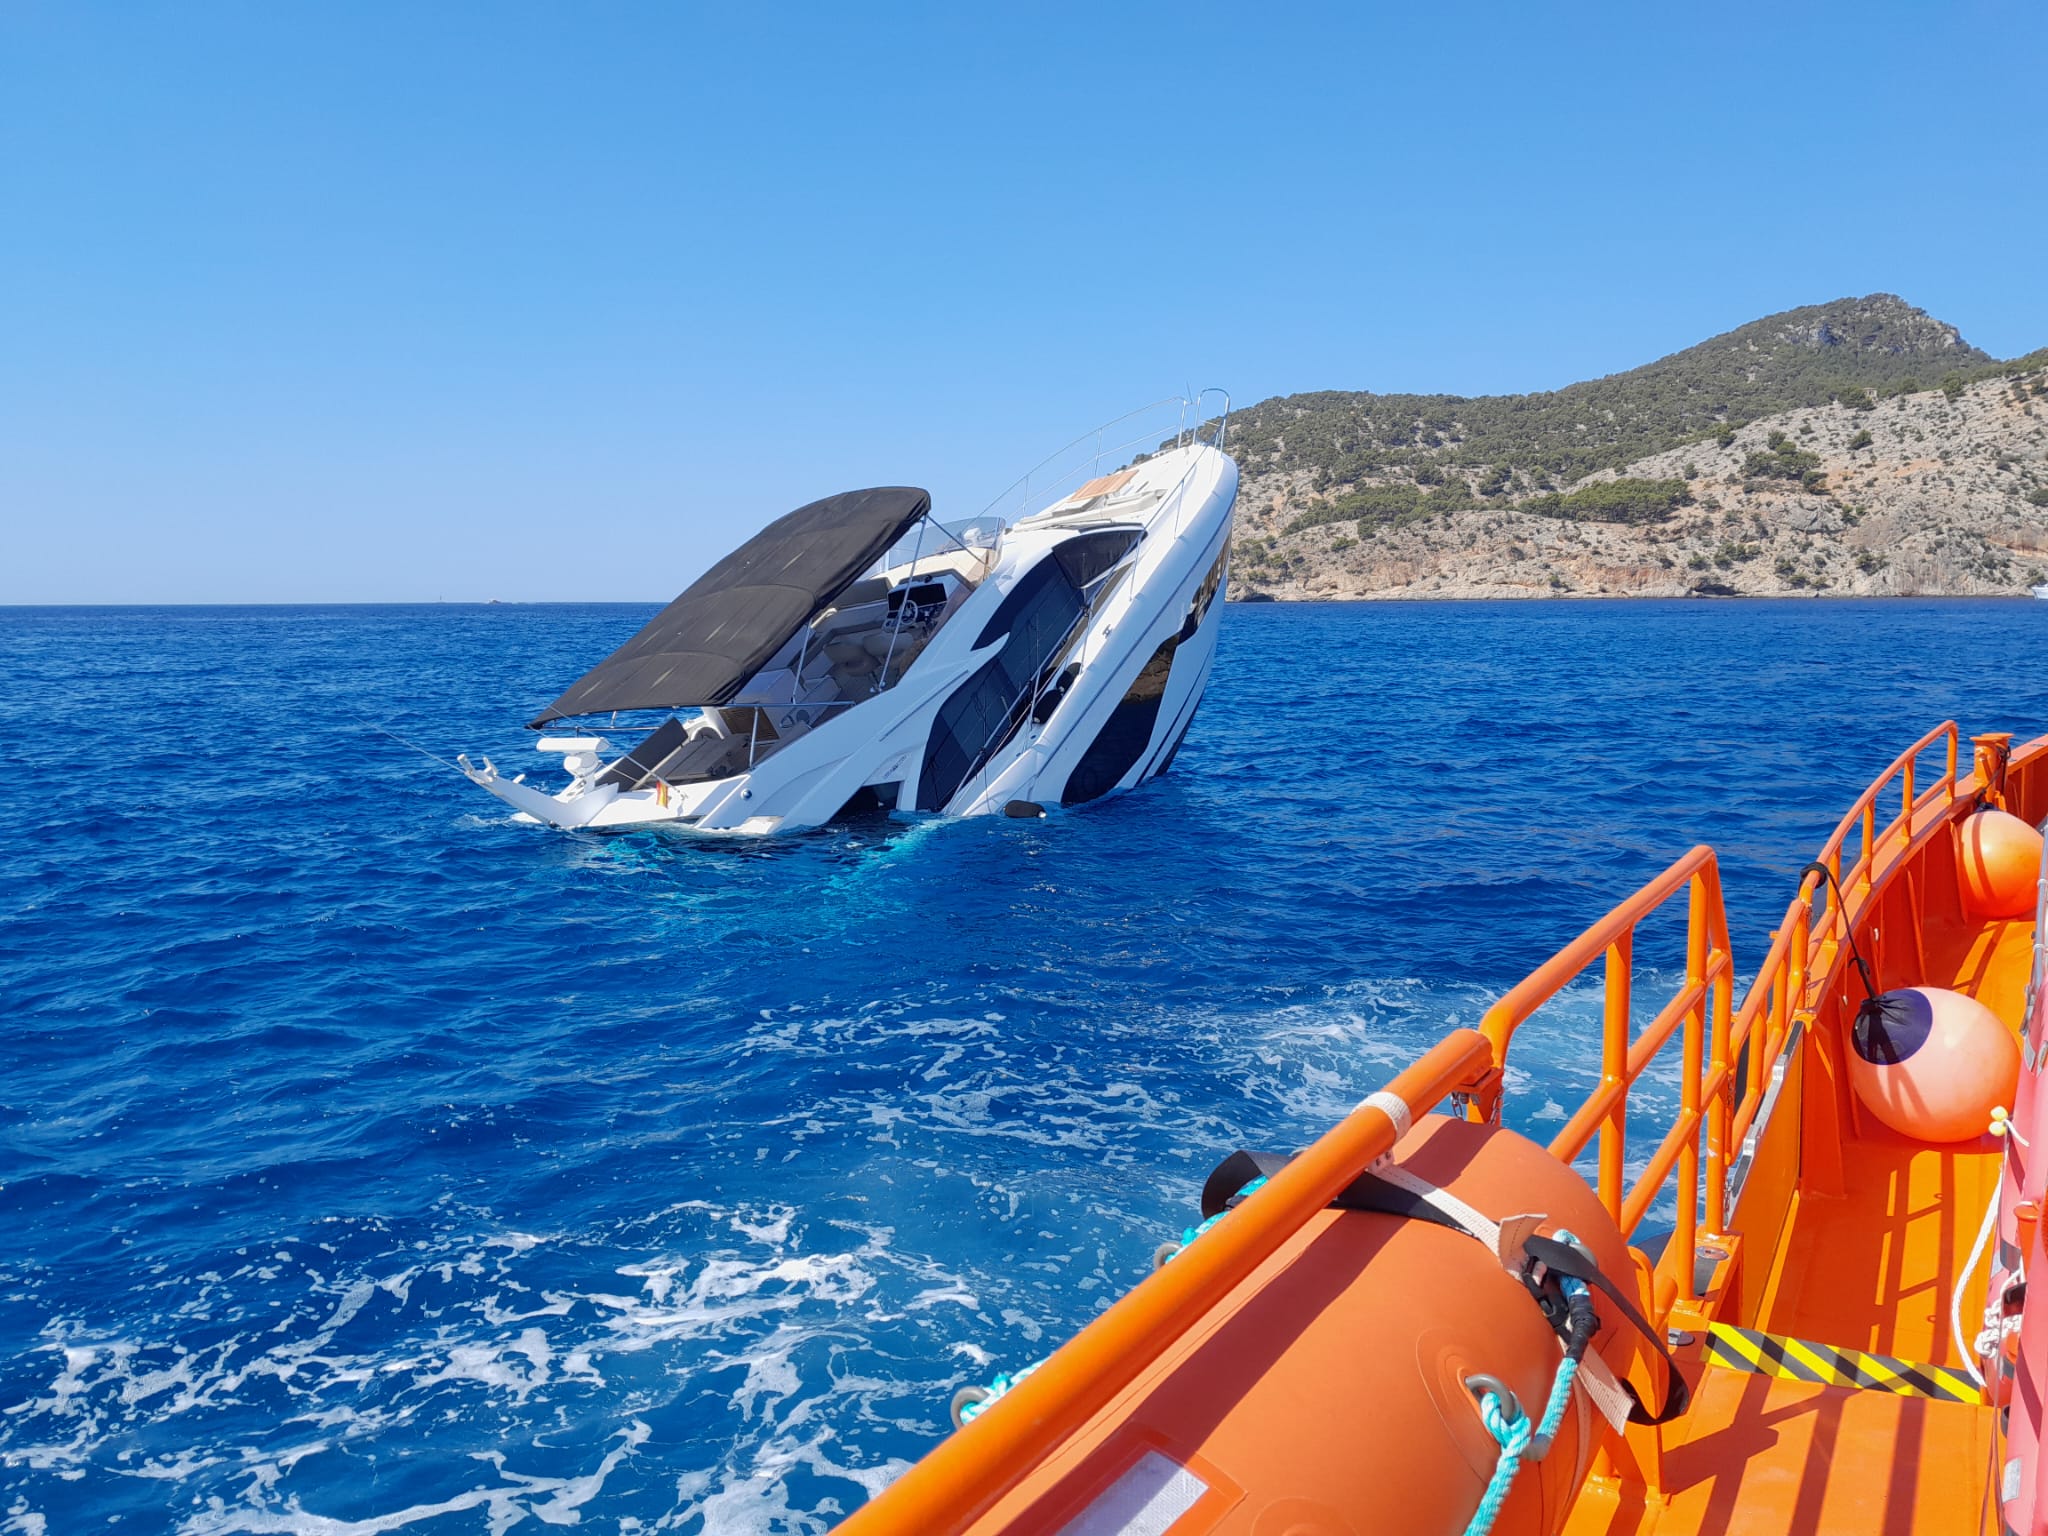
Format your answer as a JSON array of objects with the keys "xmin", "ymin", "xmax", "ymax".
[{"xmin": 1703, "ymin": 1322, "xmax": 1980, "ymax": 1404}]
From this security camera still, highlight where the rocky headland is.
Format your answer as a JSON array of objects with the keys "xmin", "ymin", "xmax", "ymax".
[{"xmin": 1221, "ymin": 296, "xmax": 2048, "ymax": 599}]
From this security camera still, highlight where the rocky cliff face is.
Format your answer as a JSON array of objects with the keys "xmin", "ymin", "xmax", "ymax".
[
  {"xmin": 1222, "ymin": 302, "xmax": 2047, "ymax": 600},
  {"xmin": 1765, "ymin": 294, "xmax": 1979, "ymax": 360}
]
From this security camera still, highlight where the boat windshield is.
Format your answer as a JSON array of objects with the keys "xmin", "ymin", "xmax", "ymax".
[{"xmin": 586, "ymin": 514, "xmax": 995, "ymax": 787}]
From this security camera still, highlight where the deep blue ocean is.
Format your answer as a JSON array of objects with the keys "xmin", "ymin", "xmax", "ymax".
[{"xmin": 5, "ymin": 598, "xmax": 2047, "ymax": 1533}]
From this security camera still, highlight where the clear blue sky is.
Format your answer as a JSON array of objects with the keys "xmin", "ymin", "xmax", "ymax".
[{"xmin": 3, "ymin": 1, "xmax": 2043, "ymax": 603}]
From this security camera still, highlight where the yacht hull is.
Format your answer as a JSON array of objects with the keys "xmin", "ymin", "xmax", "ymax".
[{"xmin": 462, "ymin": 441, "xmax": 1238, "ymax": 836}]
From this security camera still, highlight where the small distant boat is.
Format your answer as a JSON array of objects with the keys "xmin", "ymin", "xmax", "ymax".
[
  {"xmin": 2030, "ymin": 583, "xmax": 2048, "ymax": 599},
  {"xmin": 459, "ymin": 398, "xmax": 1237, "ymax": 834}
]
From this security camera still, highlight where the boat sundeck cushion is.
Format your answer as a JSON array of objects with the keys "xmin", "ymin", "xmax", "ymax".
[{"xmin": 531, "ymin": 487, "xmax": 932, "ymax": 726}]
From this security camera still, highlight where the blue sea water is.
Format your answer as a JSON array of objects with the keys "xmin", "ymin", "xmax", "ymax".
[{"xmin": 4, "ymin": 597, "xmax": 2047, "ymax": 1533}]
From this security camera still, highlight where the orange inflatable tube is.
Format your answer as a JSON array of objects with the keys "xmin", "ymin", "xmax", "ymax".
[{"xmin": 928, "ymin": 1117, "xmax": 1660, "ymax": 1536}]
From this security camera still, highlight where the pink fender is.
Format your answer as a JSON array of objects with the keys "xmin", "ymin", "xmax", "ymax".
[{"xmin": 1994, "ymin": 856, "xmax": 2048, "ymax": 1534}]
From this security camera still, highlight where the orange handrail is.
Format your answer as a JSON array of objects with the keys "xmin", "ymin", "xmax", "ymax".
[
  {"xmin": 1724, "ymin": 912, "xmax": 1804, "ymax": 1163},
  {"xmin": 1725, "ymin": 723, "xmax": 1961, "ymax": 1156},
  {"xmin": 832, "ymin": 1030, "xmax": 1498, "ymax": 1536},
  {"xmin": 839, "ymin": 722, "xmax": 2015, "ymax": 1533},
  {"xmin": 1472, "ymin": 848, "xmax": 1733, "ymax": 1307},
  {"xmin": 1467, "ymin": 723, "xmax": 1971, "ymax": 1329},
  {"xmin": 1806, "ymin": 721, "xmax": 1960, "ymax": 955}
]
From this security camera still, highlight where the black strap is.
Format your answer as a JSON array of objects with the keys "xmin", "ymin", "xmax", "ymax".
[
  {"xmin": 1523, "ymin": 1234, "xmax": 1690, "ymax": 1424},
  {"xmin": 1205, "ymin": 1151, "xmax": 1502, "ymax": 1236},
  {"xmin": 1199, "ymin": 1150, "xmax": 1291, "ymax": 1219},
  {"xmin": 1799, "ymin": 862, "xmax": 1880, "ymax": 1007},
  {"xmin": 1200, "ymin": 1149, "xmax": 1690, "ymax": 1426},
  {"xmin": 1330, "ymin": 1166, "xmax": 1484, "ymax": 1231}
]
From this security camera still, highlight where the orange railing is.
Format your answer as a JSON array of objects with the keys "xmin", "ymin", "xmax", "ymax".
[
  {"xmin": 1807, "ymin": 721, "xmax": 1961, "ymax": 953},
  {"xmin": 1471, "ymin": 848, "xmax": 1734, "ymax": 1309},
  {"xmin": 1724, "ymin": 722, "xmax": 1962, "ymax": 1164},
  {"xmin": 1469, "ymin": 724, "xmax": 1968, "ymax": 1319},
  {"xmin": 839, "ymin": 722, "xmax": 2001, "ymax": 1533}
]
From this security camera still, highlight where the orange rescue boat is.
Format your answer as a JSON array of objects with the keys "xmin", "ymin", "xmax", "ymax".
[{"xmin": 839, "ymin": 723, "xmax": 2048, "ymax": 1536}]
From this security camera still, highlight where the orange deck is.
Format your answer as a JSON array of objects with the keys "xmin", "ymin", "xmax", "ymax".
[
  {"xmin": 1756, "ymin": 1132, "xmax": 2000, "ymax": 1367},
  {"xmin": 837, "ymin": 727, "xmax": 2048, "ymax": 1536},
  {"xmin": 1577, "ymin": 1119, "xmax": 2005, "ymax": 1536},
  {"xmin": 1768, "ymin": 909, "xmax": 2028, "ymax": 1366},
  {"xmin": 1568, "ymin": 1369, "xmax": 1992, "ymax": 1536},
  {"xmin": 1573, "ymin": 840, "xmax": 2031, "ymax": 1534}
]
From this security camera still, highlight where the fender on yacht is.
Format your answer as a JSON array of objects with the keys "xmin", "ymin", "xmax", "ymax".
[{"xmin": 458, "ymin": 397, "xmax": 1240, "ymax": 835}]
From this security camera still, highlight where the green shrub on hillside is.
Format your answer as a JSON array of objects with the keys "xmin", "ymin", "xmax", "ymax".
[
  {"xmin": 1520, "ymin": 477, "xmax": 1693, "ymax": 525},
  {"xmin": 1281, "ymin": 505, "xmax": 1347, "ymax": 535},
  {"xmin": 1342, "ymin": 484, "xmax": 1425, "ymax": 517},
  {"xmin": 1837, "ymin": 386, "xmax": 1877, "ymax": 411},
  {"xmin": 1284, "ymin": 482, "xmax": 1434, "ymax": 536},
  {"xmin": 1715, "ymin": 541, "xmax": 1762, "ymax": 568},
  {"xmin": 1743, "ymin": 439, "xmax": 1824, "ymax": 482},
  {"xmin": 1219, "ymin": 297, "xmax": 1996, "ymax": 493},
  {"xmin": 1425, "ymin": 479, "xmax": 1476, "ymax": 514},
  {"xmin": 1337, "ymin": 485, "xmax": 1428, "ymax": 534}
]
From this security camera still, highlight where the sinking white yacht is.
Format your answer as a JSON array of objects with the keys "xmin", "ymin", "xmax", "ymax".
[{"xmin": 459, "ymin": 400, "xmax": 1239, "ymax": 834}]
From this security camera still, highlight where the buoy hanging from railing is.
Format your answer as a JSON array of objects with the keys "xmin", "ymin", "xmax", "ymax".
[
  {"xmin": 1849, "ymin": 986, "xmax": 2020, "ymax": 1142},
  {"xmin": 1959, "ymin": 810, "xmax": 2043, "ymax": 921}
]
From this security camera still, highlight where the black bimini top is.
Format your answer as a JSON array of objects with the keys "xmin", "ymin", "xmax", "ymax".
[{"xmin": 530, "ymin": 486, "xmax": 932, "ymax": 727}]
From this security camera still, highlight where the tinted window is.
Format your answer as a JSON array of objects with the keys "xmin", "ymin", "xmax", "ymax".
[
  {"xmin": 921, "ymin": 556, "xmax": 1088, "ymax": 811},
  {"xmin": 1061, "ymin": 636, "xmax": 1177, "ymax": 805},
  {"xmin": 1052, "ymin": 529, "xmax": 1141, "ymax": 591},
  {"xmin": 1178, "ymin": 543, "xmax": 1229, "ymax": 640},
  {"xmin": 973, "ymin": 556, "xmax": 1085, "ymax": 651},
  {"xmin": 1062, "ymin": 543, "xmax": 1228, "ymax": 805}
]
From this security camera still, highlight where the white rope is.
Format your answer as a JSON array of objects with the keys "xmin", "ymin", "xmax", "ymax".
[
  {"xmin": 1951, "ymin": 1116, "xmax": 2012, "ymax": 1389},
  {"xmin": 355, "ymin": 716, "xmax": 466, "ymax": 774}
]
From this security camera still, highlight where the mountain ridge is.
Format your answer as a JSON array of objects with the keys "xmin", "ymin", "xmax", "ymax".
[{"xmin": 1216, "ymin": 295, "xmax": 2048, "ymax": 599}]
